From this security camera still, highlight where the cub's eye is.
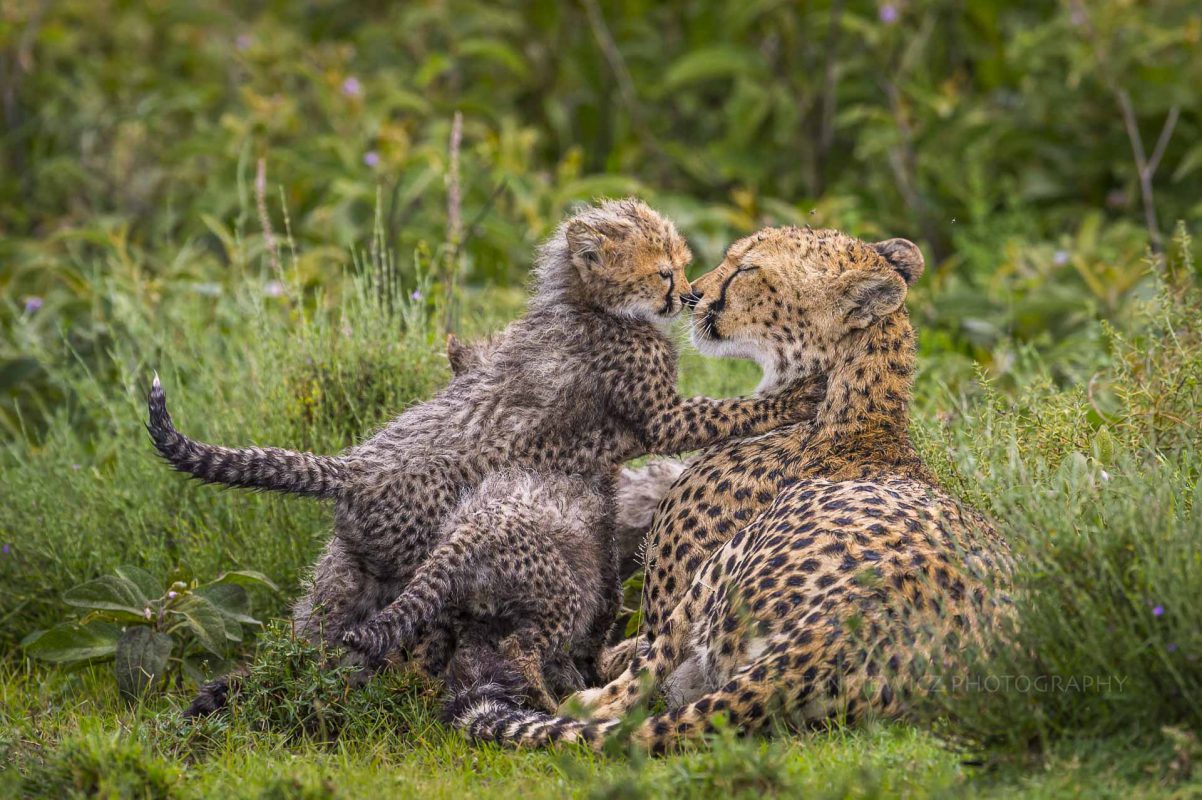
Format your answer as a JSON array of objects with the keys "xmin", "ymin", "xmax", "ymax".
[{"xmin": 736, "ymin": 265, "xmax": 760, "ymax": 274}]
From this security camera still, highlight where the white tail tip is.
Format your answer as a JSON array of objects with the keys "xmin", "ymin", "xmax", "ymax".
[{"xmin": 152, "ymin": 371, "xmax": 161, "ymax": 389}]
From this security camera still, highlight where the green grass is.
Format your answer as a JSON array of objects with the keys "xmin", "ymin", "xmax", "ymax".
[{"xmin": 1, "ymin": 661, "xmax": 1193, "ymax": 799}]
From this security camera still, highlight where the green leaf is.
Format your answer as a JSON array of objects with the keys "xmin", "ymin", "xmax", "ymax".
[
  {"xmin": 115, "ymin": 565, "xmax": 162, "ymax": 602},
  {"xmin": 1172, "ymin": 143, "xmax": 1202, "ymax": 182},
  {"xmin": 222, "ymin": 620, "xmax": 243, "ymax": 643},
  {"xmin": 63, "ymin": 575, "xmax": 147, "ymax": 616},
  {"xmin": 209, "ymin": 570, "xmax": 279, "ymax": 593},
  {"xmin": 458, "ymin": 38, "xmax": 530, "ymax": 80},
  {"xmin": 0, "ymin": 357, "xmax": 41, "ymax": 394},
  {"xmin": 197, "ymin": 584, "xmax": 261, "ymax": 627},
  {"xmin": 658, "ymin": 46, "xmax": 763, "ymax": 94},
  {"xmin": 182, "ymin": 654, "xmax": 232, "ymax": 686},
  {"xmin": 23, "ymin": 622, "xmax": 121, "ymax": 663},
  {"xmin": 115, "ymin": 627, "xmax": 174, "ymax": 699},
  {"xmin": 169, "ymin": 595, "xmax": 227, "ymax": 655}
]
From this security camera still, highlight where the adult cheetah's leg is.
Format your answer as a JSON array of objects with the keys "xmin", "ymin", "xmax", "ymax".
[
  {"xmin": 566, "ymin": 580, "xmax": 705, "ymax": 718},
  {"xmin": 453, "ymin": 631, "xmax": 804, "ymax": 752}
]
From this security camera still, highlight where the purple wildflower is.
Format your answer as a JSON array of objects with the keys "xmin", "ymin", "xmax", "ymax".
[
  {"xmin": 411, "ymin": 290, "xmax": 423, "ymax": 302},
  {"xmin": 236, "ymin": 34, "xmax": 253, "ymax": 52},
  {"xmin": 71, "ymin": 463, "xmax": 81, "ymax": 470},
  {"xmin": 341, "ymin": 76, "xmax": 362, "ymax": 98},
  {"xmin": 167, "ymin": 591, "xmax": 179, "ymax": 600},
  {"xmin": 264, "ymin": 280, "xmax": 285, "ymax": 298},
  {"xmin": 1153, "ymin": 605, "xmax": 1165, "ymax": 617},
  {"xmin": 879, "ymin": 4, "xmax": 899, "ymax": 24},
  {"xmin": 1167, "ymin": 643, "xmax": 1179, "ymax": 653},
  {"xmin": 363, "ymin": 151, "xmax": 380, "ymax": 168},
  {"xmin": 24, "ymin": 296, "xmax": 43, "ymax": 314},
  {"xmin": 1053, "ymin": 250, "xmax": 1070, "ymax": 266},
  {"xmin": 2, "ymin": 544, "xmax": 9, "ymax": 555}
]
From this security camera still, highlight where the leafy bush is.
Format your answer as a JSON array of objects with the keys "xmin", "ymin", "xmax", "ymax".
[
  {"xmin": 22, "ymin": 565, "xmax": 277, "ymax": 699},
  {"xmin": 913, "ymin": 225, "xmax": 1202, "ymax": 753}
]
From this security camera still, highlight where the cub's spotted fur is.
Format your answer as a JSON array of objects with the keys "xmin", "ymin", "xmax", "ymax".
[
  {"xmin": 446, "ymin": 331, "xmax": 687, "ymax": 587},
  {"xmin": 155, "ymin": 200, "xmax": 814, "ymax": 716},
  {"xmin": 448, "ymin": 226, "xmax": 1012, "ymax": 751}
]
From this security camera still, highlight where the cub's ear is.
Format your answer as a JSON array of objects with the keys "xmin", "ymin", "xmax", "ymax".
[
  {"xmin": 837, "ymin": 270, "xmax": 908, "ymax": 330},
  {"xmin": 870, "ymin": 238, "xmax": 924, "ymax": 285},
  {"xmin": 446, "ymin": 333, "xmax": 473, "ymax": 376},
  {"xmin": 566, "ymin": 220, "xmax": 606, "ymax": 270}
]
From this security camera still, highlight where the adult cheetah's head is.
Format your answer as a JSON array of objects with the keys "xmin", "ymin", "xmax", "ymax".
[
  {"xmin": 535, "ymin": 198, "xmax": 693, "ymax": 323},
  {"xmin": 688, "ymin": 226, "xmax": 923, "ymax": 388}
]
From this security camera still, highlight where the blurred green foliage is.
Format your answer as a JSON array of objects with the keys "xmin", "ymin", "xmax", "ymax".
[{"xmin": 3, "ymin": 0, "xmax": 1201, "ymax": 435}]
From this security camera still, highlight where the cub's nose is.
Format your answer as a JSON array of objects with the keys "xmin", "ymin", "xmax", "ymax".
[{"xmin": 681, "ymin": 289, "xmax": 704, "ymax": 309}]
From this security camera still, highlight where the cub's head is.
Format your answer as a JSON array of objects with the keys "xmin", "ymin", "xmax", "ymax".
[
  {"xmin": 535, "ymin": 198, "xmax": 693, "ymax": 322},
  {"xmin": 689, "ymin": 226, "xmax": 924, "ymax": 385}
]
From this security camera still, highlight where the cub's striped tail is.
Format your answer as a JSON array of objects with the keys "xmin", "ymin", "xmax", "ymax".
[
  {"xmin": 146, "ymin": 374, "xmax": 352, "ymax": 499},
  {"xmin": 446, "ymin": 664, "xmax": 779, "ymax": 753},
  {"xmin": 442, "ymin": 660, "xmax": 620, "ymax": 750}
]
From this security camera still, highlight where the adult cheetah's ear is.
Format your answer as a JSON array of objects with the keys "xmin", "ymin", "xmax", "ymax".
[
  {"xmin": 837, "ymin": 270, "xmax": 908, "ymax": 330},
  {"xmin": 870, "ymin": 238, "xmax": 924, "ymax": 285}
]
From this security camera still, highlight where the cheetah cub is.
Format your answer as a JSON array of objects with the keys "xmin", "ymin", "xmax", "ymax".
[{"xmin": 150, "ymin": 199, "xmax": 815, "ymax": 713}]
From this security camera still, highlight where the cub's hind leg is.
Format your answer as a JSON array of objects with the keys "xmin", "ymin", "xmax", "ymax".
[{"xmin": 293, "ymin": 537, "xmax": 395, "ymax": 647}]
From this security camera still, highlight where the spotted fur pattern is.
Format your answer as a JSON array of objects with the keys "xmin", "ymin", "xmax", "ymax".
[
  {"xmin": 448, "ymin": 226, "xmax": 1013, "ymax": 751},
  {"xmin": 445, "ymin": 334, "xmax": 687, "ymax": 586},
  {"xmin": 166, "ymin": 200, "xmax": 816, "ymax": 716}
]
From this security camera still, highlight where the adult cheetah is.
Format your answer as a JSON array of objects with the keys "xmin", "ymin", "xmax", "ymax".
[{"xmin": 447, "ymin": 226, "xmax": 1013, "ymax": 750}]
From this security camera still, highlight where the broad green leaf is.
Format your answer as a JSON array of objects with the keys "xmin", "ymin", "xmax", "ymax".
[
  {"xmin": 115, "ymin": 565, "xmax": 161, "ymax": 602},
  {"xmin": 115, "ymin": 627, "xmax": 174, "ymax": 699},
  {"xmin": 659, "ymin": 46, "xmax": 763, "ymax": 94},
  {"xmin": 1172, "ymin": 143, "xmax": 1202, "ymax": 182},
  {"xmin": 197, "ymin": 584, "xmax": 261, "ymax": 627},
  {"xmin": 23, "ymin": 622, "xmax": 121, "ymax": 663},
  {"xmin": 182, "ymin": 654, "xmax": 232, "ymax": 686},
  {"xmin": 64, "ymin": 575, "xmax": 147, "ymax": 616},
  {"xmin": 169, "ymin": 595, "xmax": 227, "ymax": 655},
  {"xmin": 222, "ymin": 620, "xmax": 243, "ymax": 643},
  {"xmin": 181, "ymin": 658, "xmax": 206, "ymax": 687},
  {"xmin": 458, "ymin": 38, "xmax": 530, "ymax": 80},
  {"xmin": 210, "ymin": 570, "xmax": 279, "ymax": 593},
  {"xmin": 0, "ymin": 357, "xmax": 41, "ymax": 394}
]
